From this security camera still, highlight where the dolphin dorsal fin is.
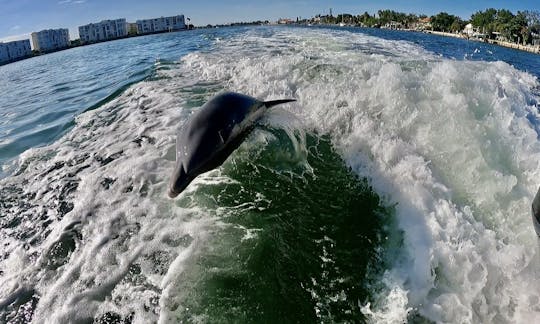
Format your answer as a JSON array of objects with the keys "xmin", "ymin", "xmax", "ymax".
[{"xmin": 264, "ymin": 99, "xmax": 296, "ymax": 108}]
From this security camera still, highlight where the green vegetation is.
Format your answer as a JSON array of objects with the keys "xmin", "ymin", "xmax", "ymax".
[
  {"xmin": 297, "ymin": 8, "xmax": 540, "ymax": 45},
  {"xmin": 431, "ymin": 12, "xmax": 465, "ymax": 32},
  {"xmin": 377, "ymin": 10, "xmax": 419, "ymax": 27},
  {"xmin": 470, "ymin": 9, "xmax": 528, "ymax": 42}
]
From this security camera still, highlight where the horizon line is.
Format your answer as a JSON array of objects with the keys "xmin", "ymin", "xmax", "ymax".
[{"xmin": 1, "ymin": 7, "xmax": 535, "ymax": 43}]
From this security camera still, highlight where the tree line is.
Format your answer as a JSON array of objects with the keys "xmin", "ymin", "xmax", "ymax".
[{"xmin": 309, "ymin": 9, "xmax": 540, "ymax": 44}]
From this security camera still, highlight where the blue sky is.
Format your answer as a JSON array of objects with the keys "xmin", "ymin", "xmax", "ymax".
[{"xmin": 1, "ymin": 0, "xmax": 539, "ymax": 42}]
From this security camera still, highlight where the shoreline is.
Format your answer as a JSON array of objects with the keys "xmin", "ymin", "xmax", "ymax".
[
  {"xmin": 424, "ymin": 30, "xmax": 540, "ymax": 55},
  {"xmin": 0, "ymin": 28, "xmax": 193, "ymax": 67},
  {"xmin": 2, "ymin": 25, "xmax": 539, "ymax": 67}
]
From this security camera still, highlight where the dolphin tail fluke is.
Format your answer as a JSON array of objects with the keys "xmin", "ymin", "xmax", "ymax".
[
  {"xmin": 264, "ymin": 99, "xmax": 296, "ymax": 108},
  {"xmin": 532, "ymin": 187, "xmax": 540, "ymax": 237}
]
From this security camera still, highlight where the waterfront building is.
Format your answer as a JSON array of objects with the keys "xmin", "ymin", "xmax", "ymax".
[
  {"xmin": 31, "ymin": 29, "xmax": 70, "ymax": 52},
  {"xmin": 410, "ymin": 17, "xmax": 432, "ymax": 31},
  {"xmin": 463, "ymin": 23, "xmax": 475, "ymax": 37},
  {"xmin": 78, "ymin": 19, "xmax": 128, "ymax": 43},
  {"xmin": 0, "ymin": 44, "xmax": 8, "ymax": 63},
  {"xmin": 278, "ymin": 19, "xmax": 294, "ymax": 25},
  {"xmin": 0, "ymin": 39, "xmax": 32, "ymax": 64},
  {"xmin": 382, "ymin": 21, "xmax": 403, "ymax": 30},
  {"xmin": 136, "ymin": 15, "xmax": 186, "ymax": 34}
]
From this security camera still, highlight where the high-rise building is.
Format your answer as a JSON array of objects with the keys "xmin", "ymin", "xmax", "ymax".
[
  {"xmin": 136, "ymin": 15, "xmax": 186, "ymax": 35},
  {"xmin": 0, "ymin": 40, "xmax": 32, "ymax": 64},
  {"xmin": 78, "ymin": 19, "xmax": 127, "ymax": 43},
  {"xmin": 31, "ymin": 29, "xmax": 70, "ymax": 52},
  {"xmin": 0, "ymin": 44, "xmax": 8, "ymax": 63}
]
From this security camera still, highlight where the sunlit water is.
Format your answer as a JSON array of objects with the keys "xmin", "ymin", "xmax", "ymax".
[{"xmin": 1, "ymin": 26, "xmax": 540, "ymax": 323}]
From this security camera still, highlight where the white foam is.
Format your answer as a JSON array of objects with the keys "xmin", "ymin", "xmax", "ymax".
[
  {"xmin": 2, "ymin": 27, "xmax": 540, "ymax": 323},
  {"xmin": 0, "ymin": 71, "xmax": 219, "ymax": 323},
  {"xmin": 178, "ymin": 27, "xmax": 540, "ymax": 322}
]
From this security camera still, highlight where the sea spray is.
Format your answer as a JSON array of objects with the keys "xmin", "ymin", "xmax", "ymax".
[
  {"xmin": 1, "ymin": 26, "xmax": 540, "ymax": 323},
  {"xmin": 180, "ymin": 27, "xmax": 540, "ymax": 322}
]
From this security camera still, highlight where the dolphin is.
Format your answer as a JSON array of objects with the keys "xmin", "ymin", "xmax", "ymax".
[
  {"xmin": 168, "ymin": 91, "xmax": 295, "ymax": 198},
  {"xmin": 532, "ymin": 187, "xmax": 540, "ymax": 237}
]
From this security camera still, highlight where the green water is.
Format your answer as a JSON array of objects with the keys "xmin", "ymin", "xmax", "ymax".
[
  {"xmin": 4, "ymin": 26, "xmax": 540, "ymax": 323},
  {"xmin": 171, "ymin": 130, "xmax": 394, "ymax": 322}
]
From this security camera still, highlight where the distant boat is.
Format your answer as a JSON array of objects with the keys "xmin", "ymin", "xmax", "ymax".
[{"xmin": 339, "ymin": 22, "xmax": 346, "ymax": 27}]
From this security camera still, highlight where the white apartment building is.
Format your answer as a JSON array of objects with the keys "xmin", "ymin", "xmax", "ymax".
[
  {"xmin": 31, "ymin": 28, "xmax": 70, "ymax": 52},
  {"xmin": 0, "ymin": 44, "xmax": 8, "ymax": 63},
  {"xmin": 136, "ymin": 15, "xmax": 186, "ymax": 34},
  {"xmin": 0, "ymin": 40, "xmax": 32, "ymax": 64},
  {"xmin": 78, "ymin": 19, "xmax": 127, "ymax": 43}
]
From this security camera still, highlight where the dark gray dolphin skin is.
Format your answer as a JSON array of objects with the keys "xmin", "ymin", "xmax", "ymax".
[
  {"xmin": 168, "ymin": 91, "xmax": 295, "ymax": 198},
  {"xmin": 532, "ymin": 187, "xmax": 540, "ymax": 236}
]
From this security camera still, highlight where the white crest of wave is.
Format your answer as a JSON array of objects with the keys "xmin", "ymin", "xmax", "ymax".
[
  {"xmin": 0, "ymin": 73, "xmax": 222, "ymax": 322},
  {"xmin": 180, "ymin": 28, "xmax": 540, "ymax": 322}
]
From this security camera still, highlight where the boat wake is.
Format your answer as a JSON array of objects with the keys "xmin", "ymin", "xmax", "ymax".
[{"xmin": 1, "ymin": 27, "xmax": 540, "ymax": 323}]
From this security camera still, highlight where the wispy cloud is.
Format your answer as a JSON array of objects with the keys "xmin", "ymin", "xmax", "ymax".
[
  {"xmin": 10, "ymin": 25, "xmax": 21, "ymax": 31},
  {"xmin": 0, "ymin": 33, "xmax": 30, "ymax": 43},
  {"xmin": 58, "ymin": 0, "xmax": 86, "ymax": 4}
]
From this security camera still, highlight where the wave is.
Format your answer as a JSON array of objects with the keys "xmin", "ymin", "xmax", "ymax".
[
  {"xmin": 180, "ymin": 27, "xmax": 540, "ymax": 322},
  {"xmin": 1, "ymin": 27, "xmax": 540, "ymax": 323}
]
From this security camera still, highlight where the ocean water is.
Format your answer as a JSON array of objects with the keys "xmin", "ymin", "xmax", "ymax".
[{"xmin": 1, "ymin": 26, "xmax": 540, "ymax": 323}]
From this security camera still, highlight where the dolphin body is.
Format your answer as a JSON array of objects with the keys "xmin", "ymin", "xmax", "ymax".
[
  {"xmin": 532, "ymin": 188, "xmax": 540, "ymax": 237},
  {"xmin": 168, "ymin": 92, "xmax": 295, "ymax": 198}
]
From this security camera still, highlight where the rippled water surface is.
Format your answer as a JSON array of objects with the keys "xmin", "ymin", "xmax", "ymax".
[{"xmin": 1, "ymin": 26, "xmax": 540, "ymax": 323}]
